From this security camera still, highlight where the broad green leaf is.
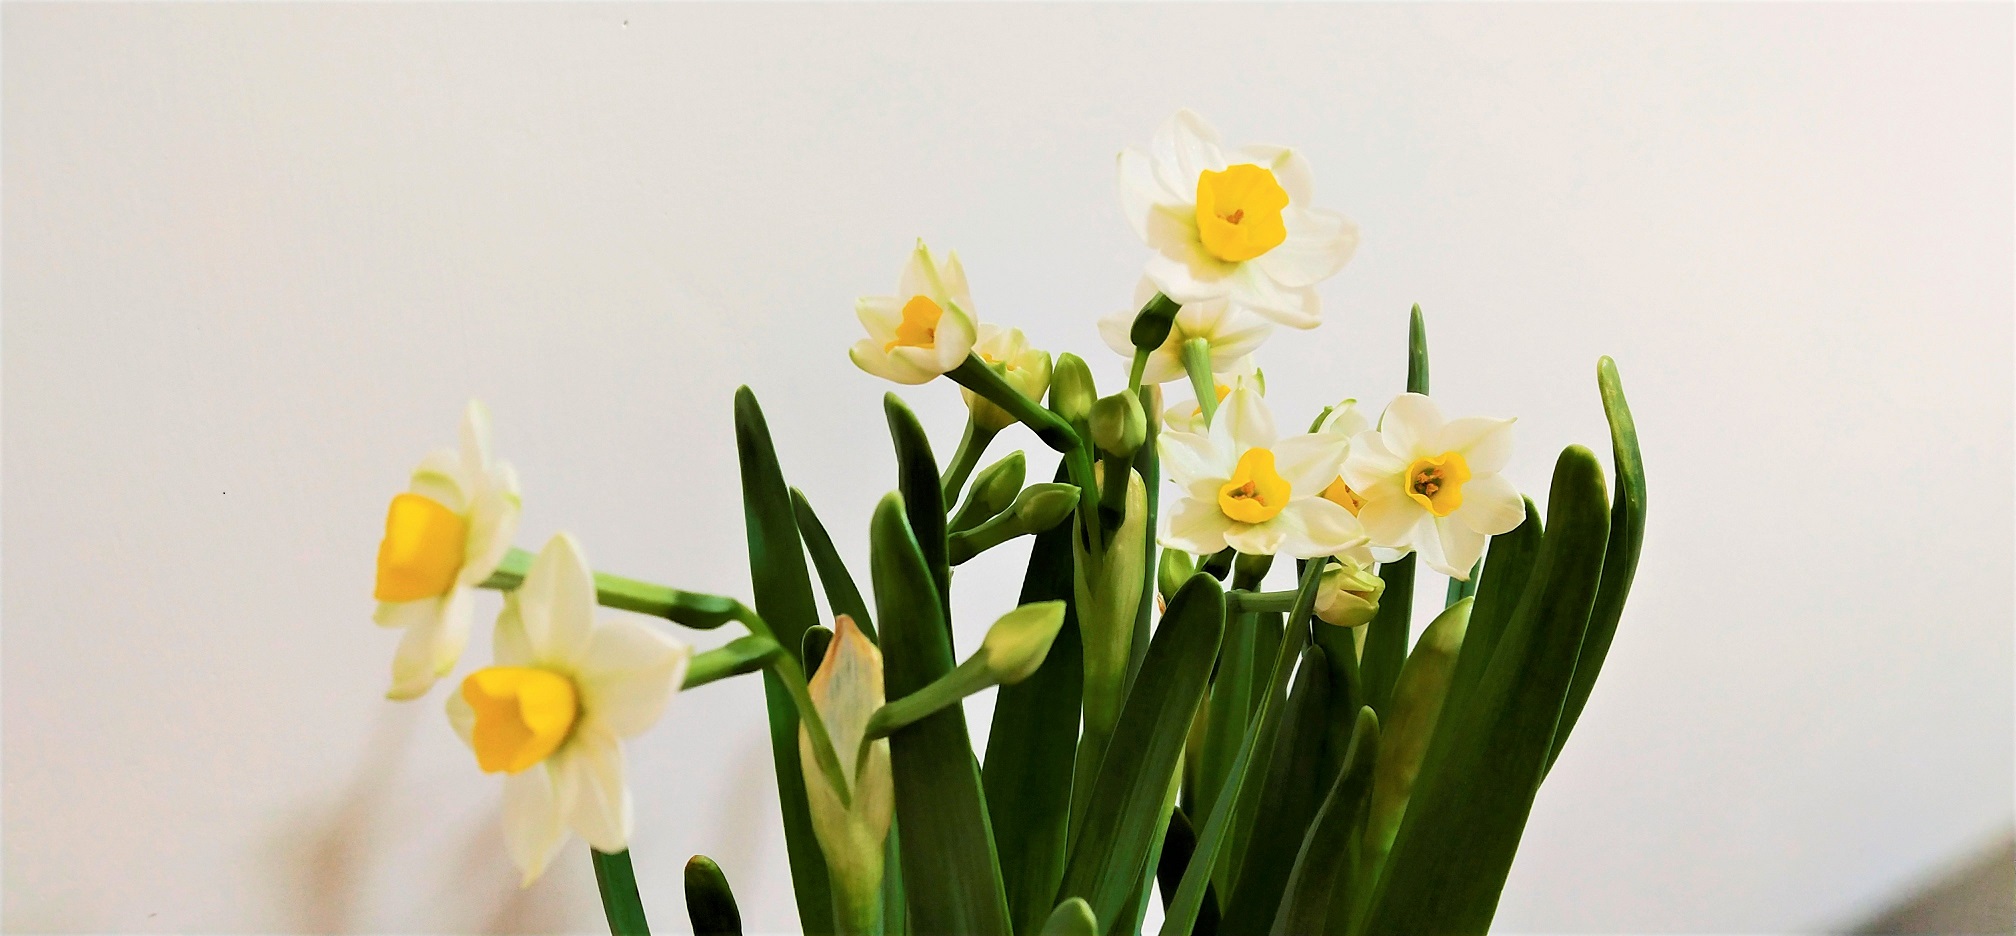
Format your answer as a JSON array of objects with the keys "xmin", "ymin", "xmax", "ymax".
[
  {"xmin": 1193, "ymin": 608, "xmax": 1255, "ymax": 841},
  {"xmin": 1311, "ymin": 613, "xmax": 1366, "ymax": 786},
  {"xmin": 1359, "ymin": 554, "xmax": 1414, "ymax": 717},
  {"xmin": 1362, "ymin": 599, "xmax": 1471, "ymax": 876},
  {"xmin": 791, "ymin": 487, "xmax": 875, "ymax": 640},
  {"xmin": 684, "ymin": 855, "xmax": 742, "ymax": 936},
  {"xmin": 1040, "ymin": 898, "xmax": 1099, "ymax": 936},
  {"xmin": 801, "ymin": 626, "xmax": 834, "ymax": 677},
  {"xmin": 1219, "ymin": 645, "xmax": 1334, "ymax": 933},
  {"xmin": 1268, "ymin": 708, "xmax": 1380, "ymax": 936},
  {"xmin": 733, "ymin": 386, "xmax": 833, "ymax": 936},
  {"xmin": 593, "ymin": 849, "xmax": 650, "ymax": 936},
  {"xmin": 984, "ymin": 470, "xmax": 1086, "ymax": 935},
  {"xmin": 870, "ymin": 492, "xmax": 1012, "ymax": 936},
  {"xmin": 1549, "ymin": 356, "xmax": 1648, "ymax": 770},
  {"xmin": 884, "ymin": 395, "xmax": 950, "ymax": 624},
  {"xmin": 1362, "ymin": 446, "xmax": 1611, "ymax": 936},
  {"xmin": 1058, "ymin": 573, "xmax": 1226, "ymax": 933}
]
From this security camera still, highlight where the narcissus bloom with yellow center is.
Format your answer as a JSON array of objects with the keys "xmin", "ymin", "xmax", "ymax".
[
  {"xmin": 850, "ymin": 240, "xmax": 979, "ymax": 385},
  {"xmin": 1159, "ymin": 386, "xmax": 1367, "ymax": 558},
  {"xmin": 1119, "ymin": 110, "xmax": 1359, "ymax": 329},
  {"xmin": 1343, "ymin": 393, "xmax": 1524, "ymax": 579},
  {"xmin": 961, "ymin": 324, "xmax": 1053, "ymax": 431},
  {"xmin": 1098, "ymin": 278, "xmax": 1273, "ymax": 385},
  {"xmin": 374, "ymin": 401, "xmax": 521, "ymax": 701},
  {"xmin": 446, "ymin": 533, "xmax": 692, "ymax": 885}
]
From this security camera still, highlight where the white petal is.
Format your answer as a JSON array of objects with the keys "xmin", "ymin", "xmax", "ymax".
[
  {"xmin": 1159, "ymin": 428, "xmax": 1234, "ymax": 488},
  {"xmin": 446, "ymin": 686, "xmax": 476, "ymax": 749},
  {"xmin": 459, "ymin": 400, "xmax": 495, "ymax": 486},
  {"xmin": 1380, "ymin": 394, "xmax": 1446, "ymax": 459},
  {"xmin": 458, "ymin": 484, "xmax": 521, "ymax": 586},
  {"xmin": 1430, "ymin": 518, "xmax": 1488, "ymax": 579},
  {"xmin": 519, "ymin": 534, "xmax": 595, "ymax": 666},
  {"xmin": 1342, "ymin": 430, "xmax": 1408, "ymax": 490},
  {"xmin": 1211, "ymin": 387, "xmax": 1276, "ymax": 454},
  {"xmin": 931, "ymin": 302, "xmax": 979, "ymax": 371},
  {"xmin": 1145, "ymin": 240, "xmax": 1233, "ymax": 304},
  {"xmin": 1272, "ymin": 433, "xmax": 1350, "ymax": 495},
  {"xmin": 1409, "ymin": 514, "xmax": 1451, "ymax": 575},
  {"xmin": 855, "ymin": 295, "xmax": 904, "ymax": 340},
  {"xmin": 558, "ymin": 721, "xmax": 632, "ymax": 854},
  {"xmin": 1358, "ymin": 494, "xmax": 1425, "ymax": 551},
  {"xmin": 939, "ymin": 251, "xmax": 974, "ymax": 314},
  {"xmin": 850, "ymin": 341, "xmax": 938, "ymax": 385},
  {"xmin": 898, "ymin": 242, "xmax": 935, "ymax": 303},
  {"xmin": 408, "ymin": 449, "xmax": 470, "ymax": 514},
  {"xmin": 576, "ymin": 618, "xmax": 691, "ymax": 738},
  {"xmin": 1161, "ymin": 496, "xmax": 1235, "ymax": 555},
  {"xmin": 503, "ymin": 762, "xmax": 569, "ymax": 886},
  {"xmin": 1153, "ymin": 109, "xmax": 1228, "ymax": 199},
  {"xmin": 493, "ymin": 593, "xmax": 534, "ymax": 667},
  {"xmin": 1254, "ymin": 207, "xmax": 1357, "ymax": 289},
  {"xmin": 1453, "ymin": 473, "xmax": 1526, "ymax": 536},
  {"xmin": 1226, "ymin": 268, "xmax": 1321, "ymax": 329},
  {"xmin": 1319, "ymin": 400, "xmax": 1370, "ymax": 439},
  {"xmin": 1277, "ymin": 499, "xmax": 1369, "ymax": 558},
  {"xmin": 1223, "ymin": 519, "xmax": 1286, "ymax": 556},
  {"xmin": 385, "ymin": 590, "xmax": 470, "ymax": 701},
  {"xmin": 1097, "ymin": 307, "xmax": 1138, "ymax": 358},
  {"xmin": 374, "ymin": 597, "xmax": 436, "ymax": 630},
  {"xmin": 1439, "ymin": 417, "xmax": 1517, "ymax": 475},
  {"xmin": 1118, "ymin": 147, "xmax": 1178, "ymax": 241},
  {"xmin": 1201, "ymin": 314, "xmax": 1273, "ymax": 369}
]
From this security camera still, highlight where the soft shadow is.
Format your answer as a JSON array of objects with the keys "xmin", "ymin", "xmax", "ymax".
[
  {"xmin": 1846, "ymin": 828, "xmax": 2015, "ymax": 935},
  {"xmin": 264, "ymin": 703, "xmax": 418, "ymax": 933}
]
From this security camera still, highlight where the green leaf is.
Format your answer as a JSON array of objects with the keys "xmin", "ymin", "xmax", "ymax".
[
  {"xmin": 592, "ymin": 849, "xmax": 650, "ymax": 936},
  {"xmin": 1268, "ymin": 708, "xmax": 1380, "ymax": 936},
  {"xmin": 1446, "ymin": 559, "xmax": 1481, "ymax": 606},
  {"xmin": 1193, "ymin": 608, "xmax": 1255, "ymax": 842},
  {"xmin": 1361, "ymin": 446, "xmax": 1611, "ymax": 936},
  {"xmin": 802, "ymin": 626, "xmax": 834, "ymax": 677},
  {"xmin": 984, "ymin": 466, "xmax": 1086, "ymax": 936},
  {"xmin": 884, "ymin": 394, "xmax": 951, "ymax": 626},
  {"xmin": 733, "ymin": 386, "xmax": 833, "ymax": 936},
  {"xmin": 1362, "ymin": 599, "xmax": 1471, "ymax": 878},
  {"xmin": 1359, "ymin": 554, "xmax": 1414, "ymax": 717},
  {"xmin": 1406, "ymin": 304, "xmax": 1430, "ymax": 395},
  {"xmin": 870, "ymin": 492, "xmax": 1013, "ymax": 936},
  {"xmin": 1059, "ymin": 573, "xmax": 1226, "ymax": 932},
  {"xmin": 1548, "ymin": 356, "xmax": 1648, "ymax": 770},
  {"xmin": 791, "ymin": 488, "xmax": 875, "ymax": 640},
  {"xmin": 1219, "ymin": 644, "xmax": 1334, "ymax": 933},
  {"xmin": 1040, "ymin": 898, "xmax": 1100, "ymax": 936},
  {"xmin": 684, "ymin": 855, "xmax": 742, "ymax": 936}
]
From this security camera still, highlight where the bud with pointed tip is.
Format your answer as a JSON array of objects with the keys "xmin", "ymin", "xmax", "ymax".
[
  {"xmin": 1315, "ymin": 555, "xmax": 1385, "ymax": 628},
  {"xmin": 798, "ymin": 615, "xmax": 893, "ymax": 934},
  {"xmin": 1158, "ymin": 549, "xmax": 1195, "ymax": 604},
  {"xmin": 1049, "ymin": 353, "xmax": 1096, "ymax": 425},
  {"xmin": 950, "ymin": 451, "xmax": 1027, "ymax": 534},
  {"xmin": 980, "ymin": 600, "xmax": 1068, "ymax": 685},
  {"xmin": 1089, "ymin": 391, "xmax": 1147, "ymax": 458}
]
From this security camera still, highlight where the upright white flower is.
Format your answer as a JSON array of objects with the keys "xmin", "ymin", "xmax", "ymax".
[
  {"xmin": 374, "ymin": 401, "xmax": 521, "ymax": 701},
  {"xmin": 1118, "ymin": 110, "xmax": 1358, "ymax": 329},
  {"xmin": 1161, "ymin": 356, "xmax": 1263, "ymax": 435},
  {"xmin": 1343, "ymin": 393, "xmax": 1524, "ymax": 579},
  {"xmin": 446, "ymin": 534, "xmax": 692, "ymax": 885},
  {"xmin": 961, "ymin": 324, "xmax": 1053, "ymax": 431},
  {"xmin": 850, "ymin": 240, "xmax": 979, "ymax": 385},
  {"xmin": 1159, "ymin": 386, "xmax": 1367, "ymax": 558},
  {"xmin": 1098, "ymin": 277, "xmax": 1273, "ymax": 384}
]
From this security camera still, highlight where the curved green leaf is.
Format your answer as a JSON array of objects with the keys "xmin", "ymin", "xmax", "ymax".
[
  {"xmin": 884, "ymin": 395, "xmax": 951, "ymax": 626},
  {"xmin": 1219, "ymin": 644, "xmax": 1333, "ymax": 933},
  {"xmin": 791, "ymin": 487, "xmax": 875, "ymax": 640},
  {"xmin": 1268, "ymin": 707, "xmax": 1380, "ymax": 936},
  {"xmin": 1363, "ymin": 599, "xmax": 1471, "ymax": 877},
  {"xmin": 684, "ymin": 855, "xmax": 742, "ymax": 936}
]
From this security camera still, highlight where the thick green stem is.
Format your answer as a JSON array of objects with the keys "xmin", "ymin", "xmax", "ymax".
[
  {"xmin": 1181, "ymin": 338, "xmax": 1217, "ymax": 425},
  {"xmin": 1128, "ymin": 347, "xmax": 1151, "ymax": 393},
  {"xmin": 948, "ymin": 355, "xmax": 1077, "ymax": 453},
  {"xmin": 479, "ymin": 548, "xmax": 740, "ymax": 630},
  {"xmin": 593, "ymin": 848, "xmax": 651, "ymax": 935},
  {"xmin": 941, "ymin": 418, "xmax": 998, "ymax": 504}
]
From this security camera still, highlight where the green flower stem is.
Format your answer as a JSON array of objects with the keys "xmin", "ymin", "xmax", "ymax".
[
  {"xmin": 1181, "ymin": 338, "xmax": 1217, "ymax": 424},
  {"xmin": 1099, "ymin": 455, "xmax": 1130, "ymax": 519},
  {"xmin": 479, "ymin": 548, "xmax": 740, "ymax": 630},
  {"xmin": 682, "ymin": 635, "xmax": 785, "ymax": 691},
  {"xmin": 1067, "ymin": 443, "xmax": 1106, "ymax": 564},
  {"xmin": 941, "ymin": 417, "xmax": 998, "ymax": 504},
  {"xmin": 1226, "ymin": 588, "xmax": 1300, "ymax": 613},
  {"xmin": 948, "ymin": 355, "xmax": 1077, "ymax": 454},
  {"xmin": 592, "ymin": 848, "xmax": 651, "ymax": 935},
  {"xmin": 731, "ymin": 601, "xmax": 855, "ymax": 811},
  {"xmin": 1128, "ymin": 347, "xmax": 1151, "ymax": 393}
]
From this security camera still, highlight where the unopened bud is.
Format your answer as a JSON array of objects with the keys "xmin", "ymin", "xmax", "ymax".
[
  {"xmin": 980, "ymin": 600, "xmax": 1068, "ymax": 685},
  {"xmin": 797, "ymin": 614, "xmax": 894, "ymax": 932},
  {"xmin": 1049, "ymin": 353, "xmax": 1096, "ymax": 424},
  {"xmin": 1158, "ymin": 549, "xmax": 1195, "ymax": 604},
  {"xmin": 1315, "ymin": 557, "xmax": 1385, "ymax": 628},
  {"xmin": 951, "ymin": 451, "xmax": 1026, "ymax": 533},
  {"xmin": 1010, "ymin": 483, "xmax": 1080, "ymax": 533},
  {"xmin": 1089, "ymin": 391, "xmax": 1147, "ymax": 457}
]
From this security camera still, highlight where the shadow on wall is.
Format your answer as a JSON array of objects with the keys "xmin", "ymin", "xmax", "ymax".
[{"xmin": 1847, "ymin": 830, "xmax": 2016, "ymax": 935}]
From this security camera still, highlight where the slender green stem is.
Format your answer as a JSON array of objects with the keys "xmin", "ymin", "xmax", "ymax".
[
  {"xmin": 940, "ymin": 417, "xmax": 997, "ymax": 504},
  {"xmin": 947, "ymin": 355, "xmax": 1077, "ymax": 453},
  {"xmin": 732, "ymin": 602, "xmax": 855, "ymax": 810},
  {"xmin": 682, "ymin": 635, "xmax": 784, "ymax": 690},
  {"xmin": 1128, "ymin": 347, "xmax": 1151, "ymax": 393},
  {"xmin": 1066, "ymin": 442, "xmax": 1105, "ymax": 562},
  {"xmin": 1099, "ymin": 455, "xmax": 1130, "ymax": 519},
  {"xmin": 479, "ymin": 548, "xmax": 740, "ymax": 629},
  {"xmin": 592, "ymin": 848, "xmax": 651, "ymax": 935},
  {"xmin": 1226, "ymin": 588, "xmax": 1300, "ymax": 613},
  {"xmin": 1181, "ymin": 338, "xmax": 1217, "ymax": 425}
]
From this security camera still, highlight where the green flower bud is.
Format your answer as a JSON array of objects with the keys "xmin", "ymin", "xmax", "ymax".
[
  {"xmin": 979, "ymin": 600, "xmax": 1068, "ymax": 685},
  {"xmin": 1089, "ymin": 391, "xmax": 1147, "ymax": 458},
  {"xmin": 1232, "ymin": 551, "xmax": 1275, "ymax": 590},
  {"xmin": 950, "ymin": 450, "xmax": 1026, "ymax": 534},
  {"xmin": 1049, "ymin": 353, "xmax": 1097, "ymax": 424},
  {"xmin": 1011, "ymin": 482, "xmax": 1082, "ymax": 533},
  {"xmin": 1315, "ymin": 556, "xmax": 1385, "ymax": 628},
  {"xmin": 962, "ymin": 328, "xmax": 1053, "ymax": 432},
  {"xmin": 1158, "ymin": 548, "xmax": 1195, "ymax": 604}
]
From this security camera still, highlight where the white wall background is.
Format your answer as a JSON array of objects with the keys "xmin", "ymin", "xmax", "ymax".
[{"xmin": 4, "ymin": 4, "xmax": 2010, "ymax": 933}]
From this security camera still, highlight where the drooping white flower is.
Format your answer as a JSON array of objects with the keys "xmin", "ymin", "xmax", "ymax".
[
  {"xmin": 1118, "ymin": 110, "xmax": 1359, "ymax": 329},
  {"xmin": 1158, "ymin": 386, "xmax": 1367, "ymax": 558},
  {"xmin": 850, "ymin": 240, "xmax": 980, "ymax": 385},
  {"xmin": 446, "ymin": 534, "xmax": 692, "ymax": 885},
  {"xmin": 1343, "ymin": 393, "xmax": 1524, "ymax": 579},
  {"xmin": 1098, "ymin": 277, "xmax": 1273, "ymax": 385},
  {"xmin": 374, "ymin": 401, "xmax": 522, "ymax": 701},
  {"xmin": 960, "ymin": 324, "xmax": 1053, "ymax": 431},
  {"xmin": 1160, "ymin": 356, "xmax": 1263, "ymax": 435}
]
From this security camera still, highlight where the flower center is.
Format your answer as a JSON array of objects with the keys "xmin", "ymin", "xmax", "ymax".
[
  {"xmin": 1194, "ymin": 164, "xmax": 1290, "ymax": 263},
  {"xmin": 1404, "ymin": 451, "xmax": 1472, "ymax": 517},
  {"xmin": 374, "ymin": 493, "xmax": 469, "ymax": 601},
  {"xmin": 886, "ymin": 295, "xmax": 943, "ymax": 351},
  {"xmin": 462, "ymin": 666, "xmax": 579, "ymax": 774},
  {"xmin": 1187, "ymin": 383, "xmax": 1232, "ymax": 421},
  {"xmin": 1217, "ymin": 447, "xmax": 1292, "ymax": 524},
  {"xmin": 1320, "ymin": 476, "xmax": 1366, "ymax": 515}
]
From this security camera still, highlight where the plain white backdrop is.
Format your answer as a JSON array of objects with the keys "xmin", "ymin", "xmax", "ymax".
[{"xmin": 4, "ymin": 4, "xmax": 2011, "ymax": 933}]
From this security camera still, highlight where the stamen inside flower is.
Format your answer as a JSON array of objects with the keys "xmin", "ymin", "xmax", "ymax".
[
  {"xmin": 1194, "ymin": 164, "xmax": 1290, "ymax": 263},
  {"xmin": 462, "ymin": 667, "xmax": 579, "ymax": 774},
  {"xmin": 1320, "ymin": 476, "xmax": 1366, "ymax": 515},
  {"xmin": 374, "ymin": 493, "xmax": 469, "ymax": 601},
  {"xmin": 1404, "ymin": 451, "xmax": 1472, "ymax": 517},
  {"xmin": 1217, "ymin": 447, "xmax": 1292, "ymax": 524},
  {"xmin": 886, "ymin": 295, "xmax": 944, "ymax": 351},
  {"xmin": 1187, "ymin": 383, "xmax": 1233, "ymax": 421}
]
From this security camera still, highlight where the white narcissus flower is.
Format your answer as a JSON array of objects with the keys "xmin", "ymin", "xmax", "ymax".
[
  {"xmin": 961, "ymin": 325, "xmax": 1053, "ymax": 431},
  {"xmin": 800, "ymin": 614, "xmax": 894, "ymax": 930},
  {"xmin": 850, "ymin": 240, "xmax": 980, "ymax": 385},
  {"xmin": 374, "ymin": 401, "xmax": 522, "ymax": 701},
  {"xmin": 1098, "ymin": 277, "xmax": 1273, "ymax": 385},
  {"xmin": 1159, "ymin": 386, "xmax": 1368, "ymax": 558},
  {"xmin": 1314, "ymin": 399, "xmax": 1407, "ymax": 566},
  {"xmin": 1161, "ymin": 356, "xmax": 1263, "ymax": 435},
  {"xmin": 446, "ymin": 534, "xmax": 692, "ymax": 885},
  {"xmin": 1343, "ymin": 393, "xmax": 1524, "ymax": 579},
  {"xmin": 1118, "ymin": 110, "xmax": 1359, "ymax": 329}
]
